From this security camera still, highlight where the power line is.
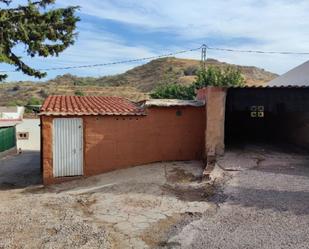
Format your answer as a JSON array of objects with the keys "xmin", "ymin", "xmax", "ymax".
[
  {"xmin": 206, "ymin": 46, "xmax": 309, "ymax": 55},
  {"xmin": 2, "ymin": 44, "xmax": 309, "ymax": 74},
  {"xmin": 0, "ymin": 46, "xmax": 201, "ymax": 73}
]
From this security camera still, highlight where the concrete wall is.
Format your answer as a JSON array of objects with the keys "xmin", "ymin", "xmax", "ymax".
[
  {"xmin": 42, "ymin": 106, "xmax": 205, "ymax": 184},
  {"xmin": 201, "ymin": 87, "xmax": 227, "ymax": 157},
  {"xmin": 16, "ymin": 119, "xmax": 40, "ymax": 151},
  {"xmin": 194, "ymin": 87, "xmax": 228, "ymax": 175},
  {"xmin": 0, "ymin": 106, "xmax": 24, "ymax": 120}
]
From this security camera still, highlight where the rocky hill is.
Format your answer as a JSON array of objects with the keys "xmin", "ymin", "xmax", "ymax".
[{"xmin": 0, "ymin": 57, "xmax": 277, "ymax": 106}]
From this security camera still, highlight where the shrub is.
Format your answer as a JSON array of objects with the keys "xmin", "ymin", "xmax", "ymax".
[
  {"xmin": 39, "ymin": 89, "xmax": 48, "ymax": 98},
  {"xmin": 184, "ymin": 66, "xmax": 199, "ymax": 76},
  {"xmin": 74, "ymin": 90, "xmax": 84, "ymax": 96},
  {"xmin": 150, "ymin": 84, "xmax": 195, "ymax": 100},
  {"xmin": 7, "ymin": 100, "xmax": 25, "ymax": 106},
  {"xmin": 193, "ymin": 66, "xmax": 244, "ymax": 89},
  {"xmin": 12, "ymin": 85, "xmax": 21, "ymax": 91},
  {"xmin": 27, "ymin": 97, "xmax": 42, "ymax": 106},
  {"xmin": 150, "ymin": 66, "xmax": 245, "ymax": 100}
]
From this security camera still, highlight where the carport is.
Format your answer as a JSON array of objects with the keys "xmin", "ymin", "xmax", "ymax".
[{"xmin": 225, "ymin": 87, "xmax": 309, "ymax": 149}]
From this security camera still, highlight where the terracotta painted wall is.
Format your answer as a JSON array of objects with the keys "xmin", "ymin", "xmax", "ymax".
[
  {"xmin": 203, "ymin": 87, "xmax": 227, "ymax": 156},
  {"xmin": 42, "ymin": 106, "xmax": 205, "ymax": 184}
]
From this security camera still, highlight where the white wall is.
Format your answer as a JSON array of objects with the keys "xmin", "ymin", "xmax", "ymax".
[
  {"xmin": 16, "ymin": 119, "xmax": 40, "ymax": 151},
  {"xmin": 0, "ymin": 106, "xmax": 24, "ymax": 120}
]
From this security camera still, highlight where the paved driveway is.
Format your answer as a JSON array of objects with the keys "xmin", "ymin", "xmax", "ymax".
[
  {"xmin": 167, "ymin": 144, "xmax": 309, "ymax": 249},
  {"xmin": 0, "ymin": 152, "xmax": 41, "ymax": 188}
]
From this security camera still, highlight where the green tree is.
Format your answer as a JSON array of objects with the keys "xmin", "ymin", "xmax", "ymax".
[
  {"xmin": 0, "ymin": 0, "xmax": 80, "ymax": 81},
  {"xmin": 150, "ymin": 84, "xmax": 195, "ymax": 100},
  {"xmin": 27, "ymin": 96, "xmax": 42, "ymax": 105},
  {"xmin": 150, "ymin": 66, "xmax": 245, "ymax": 100},
  {"xmin": 194, "ymin": 66, "xmax": 244, "ymax": 89},
  {"xmin": 74, "ymin": 89, "xmax": 84, "ymax": 96}
]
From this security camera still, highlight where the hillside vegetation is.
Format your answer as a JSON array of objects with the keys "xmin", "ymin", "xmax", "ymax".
[{"xmin": 0, "ymin": 57, "xmax": 277, "ymax": 106}]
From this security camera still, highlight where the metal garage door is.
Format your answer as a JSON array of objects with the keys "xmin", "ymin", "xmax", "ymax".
[{"xmin": 53, "ymin": 118, "xmax": 83, "ymax": 177}]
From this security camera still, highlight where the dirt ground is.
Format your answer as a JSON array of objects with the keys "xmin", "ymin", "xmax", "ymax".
[
  {"xmin": 1, "ymin": 144, "xmax": 308, "ymax": 249},
  {"xmin": 0, "ymin": 153, "xmax": 217, "ymax": 249}
]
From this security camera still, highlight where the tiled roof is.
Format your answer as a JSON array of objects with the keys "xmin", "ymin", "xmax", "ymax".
[{"xmin": 40, "ymin": 96, "xmax": 145, "ymax": 116}]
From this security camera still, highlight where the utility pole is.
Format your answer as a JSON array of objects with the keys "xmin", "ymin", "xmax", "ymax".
[{"xmin": 201, "ymin": 44, "xmax": 207, "ymax": 70}]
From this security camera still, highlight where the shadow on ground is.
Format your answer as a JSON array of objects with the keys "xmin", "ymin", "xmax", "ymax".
[
  {"xmin": 222, "ymin": 144, "xmax": 309, "ymax": 216},
  {"xmin": 0, "ymin": 151, "xmax": 42, "ymax": 189},
  {"xmin": 229, "ymin": 187, "xmax": 309, "ymax": 215}
]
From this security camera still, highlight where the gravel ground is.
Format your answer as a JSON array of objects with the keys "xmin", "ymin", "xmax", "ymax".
[
  {"xmin": 0, "ymin": 152, "xmax": 214, "ymax": 249},
  {"xmin": 2, "ymin": 145, "xmax": 308, "ymax": 249},
  {"xmin": 167, "ymin": 144, "xmax": 309, "ymax": 249}
]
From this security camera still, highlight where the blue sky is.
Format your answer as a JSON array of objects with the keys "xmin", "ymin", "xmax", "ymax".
[{"xmin": 2, "ymin": 0, "xmax": 309, "ymax": 81}]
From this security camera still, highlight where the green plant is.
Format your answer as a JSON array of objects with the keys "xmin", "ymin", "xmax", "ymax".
[
  {"xmin": 150, "ymin": 66, "xmax": 245, "ymax": 100},
  {"xmin": 39, "ymin": 89, "xmax": 48, "ymax": 98},
  {"xmin": 184, "ymin": 66, "xmax": 199, "ymax": 76},
  {"xmin": 193, "ymin": 66, "xmax": 244, "ymax": 89},
  {"xmin": 27, "ymin": 97, "xmax": 42, "ymax": 106},
  {"xmin": 7, "ymin": 100, "xmax": 25, "ymax": 106},
  {"xmin": 12, "ymin": 85, "xmax": 21, "ymax": 91},
  {"xmin": 74, "ymin": 90, "xmax": 84, "ymax": 96},
  {"xmin": 150, "ymin": 84, "xmax": 195, "ymax": 100}
]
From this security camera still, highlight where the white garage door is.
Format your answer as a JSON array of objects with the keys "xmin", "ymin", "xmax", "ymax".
[{"xmin": 53, "ymin": 118, "xmax": 83, "ymax": 177}]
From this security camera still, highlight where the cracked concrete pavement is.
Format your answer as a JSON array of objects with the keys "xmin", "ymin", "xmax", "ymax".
[
  {"xmin": 166, "ymin": 144, "xmax": 309, "ymax": 249},
  {"xmin": 0, "ymin": 153, "xmax": 216, "ymax": 249}
]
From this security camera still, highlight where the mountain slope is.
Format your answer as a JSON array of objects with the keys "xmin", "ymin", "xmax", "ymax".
[
  {"xmin": 0, "ymin": 57, "xmax": 277, "ymax": 106},
  {"xmin": 47, "ymin": 57, "xmax": 277, "ymax": 91}
]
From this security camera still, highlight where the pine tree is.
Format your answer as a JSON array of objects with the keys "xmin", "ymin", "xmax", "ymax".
[{"xmin": 0, "ymin": 0, "xmax": 80, "ymax": 81}]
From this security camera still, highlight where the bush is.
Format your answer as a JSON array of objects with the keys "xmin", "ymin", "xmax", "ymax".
[
  {"xmin": 150, "ymin": 66, "xmax": 245, "ymax": 100},
  {"xmin": 7, "ymin": 100, "xmax": 25, "ymax": 106},
  {"xmin": 193, "ymin": 66, "xmax": 244, "ymax": 89},
  {"xmin": 39, "ymin": 89, "xmax": 48, "ymax": 98},
  {"xmin": 74, "ymin": 90, "xmax": 84, "ymax": 96},
  {"xmin": 12, "ymin": 85, "xmax": 21, "ymax": 91},
  {"xmin": 27, "ymin": 97, "xmax": 42, "ymax": 105},
  {"xmin": 183, "ymin": 66, "xmax": 199, "ymax": 76},
  {"xmin": 150, "ymin": 84, "xmax": 195, "ymax": 100}
]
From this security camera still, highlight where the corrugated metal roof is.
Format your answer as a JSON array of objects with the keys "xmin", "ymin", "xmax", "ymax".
[
  {"xmin": 40, "ymin": 96, "xmax": 145, "ymax": 116},
  {"xmin": 229, "ymin": 85, "xmax": 309, "ymax": 89},
  {"xmin": 268, "ymin": 60, "xmax": 309, "ymax": 87},
  {"xmin": 142, "ymin": 99, "xmax": 205, "ymax": 107}
]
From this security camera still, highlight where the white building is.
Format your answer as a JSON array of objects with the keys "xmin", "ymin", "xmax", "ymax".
[{"xmin": 16, "ymin": 119, "xmax": 40, "ymax": 151}]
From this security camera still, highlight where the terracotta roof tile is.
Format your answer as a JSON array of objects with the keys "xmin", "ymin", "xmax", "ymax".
[{"xmin": 40, "ymin": 96, "xmax": 145, "ymax": 116}]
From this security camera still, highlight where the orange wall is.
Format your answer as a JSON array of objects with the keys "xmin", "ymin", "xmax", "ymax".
[{"xmin": 42, "ymin": 106, "xmax": 205, "ymax": 184}]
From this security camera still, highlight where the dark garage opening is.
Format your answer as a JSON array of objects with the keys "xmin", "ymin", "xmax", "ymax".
[{"xmin": 225, "ymin": 87, "xmax": 309, "ymax": 150}]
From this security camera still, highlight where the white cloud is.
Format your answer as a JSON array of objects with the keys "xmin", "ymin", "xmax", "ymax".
[
  {"xmin": 4, "ymin": 0, "xmax": 309, "ymax": 81},
  {"xmin": 5, "ymin": 27, "xmax": 158, "ymax": 81},
  {"xmin": 56, "ymin": 0, "xmax": 309, "ymax": 74},
  {"xmin": 61, "ymin": 0, "xmax": 309, "ymax": 41}
]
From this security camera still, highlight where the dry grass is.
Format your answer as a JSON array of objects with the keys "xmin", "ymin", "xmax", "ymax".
[
  {"xmin": 0, "ymin": 84, "xmax": 148, "ymax": 106},
  {"xmin": 0, "ymin": 57, "xmax": 277, "ymax": 106}
]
